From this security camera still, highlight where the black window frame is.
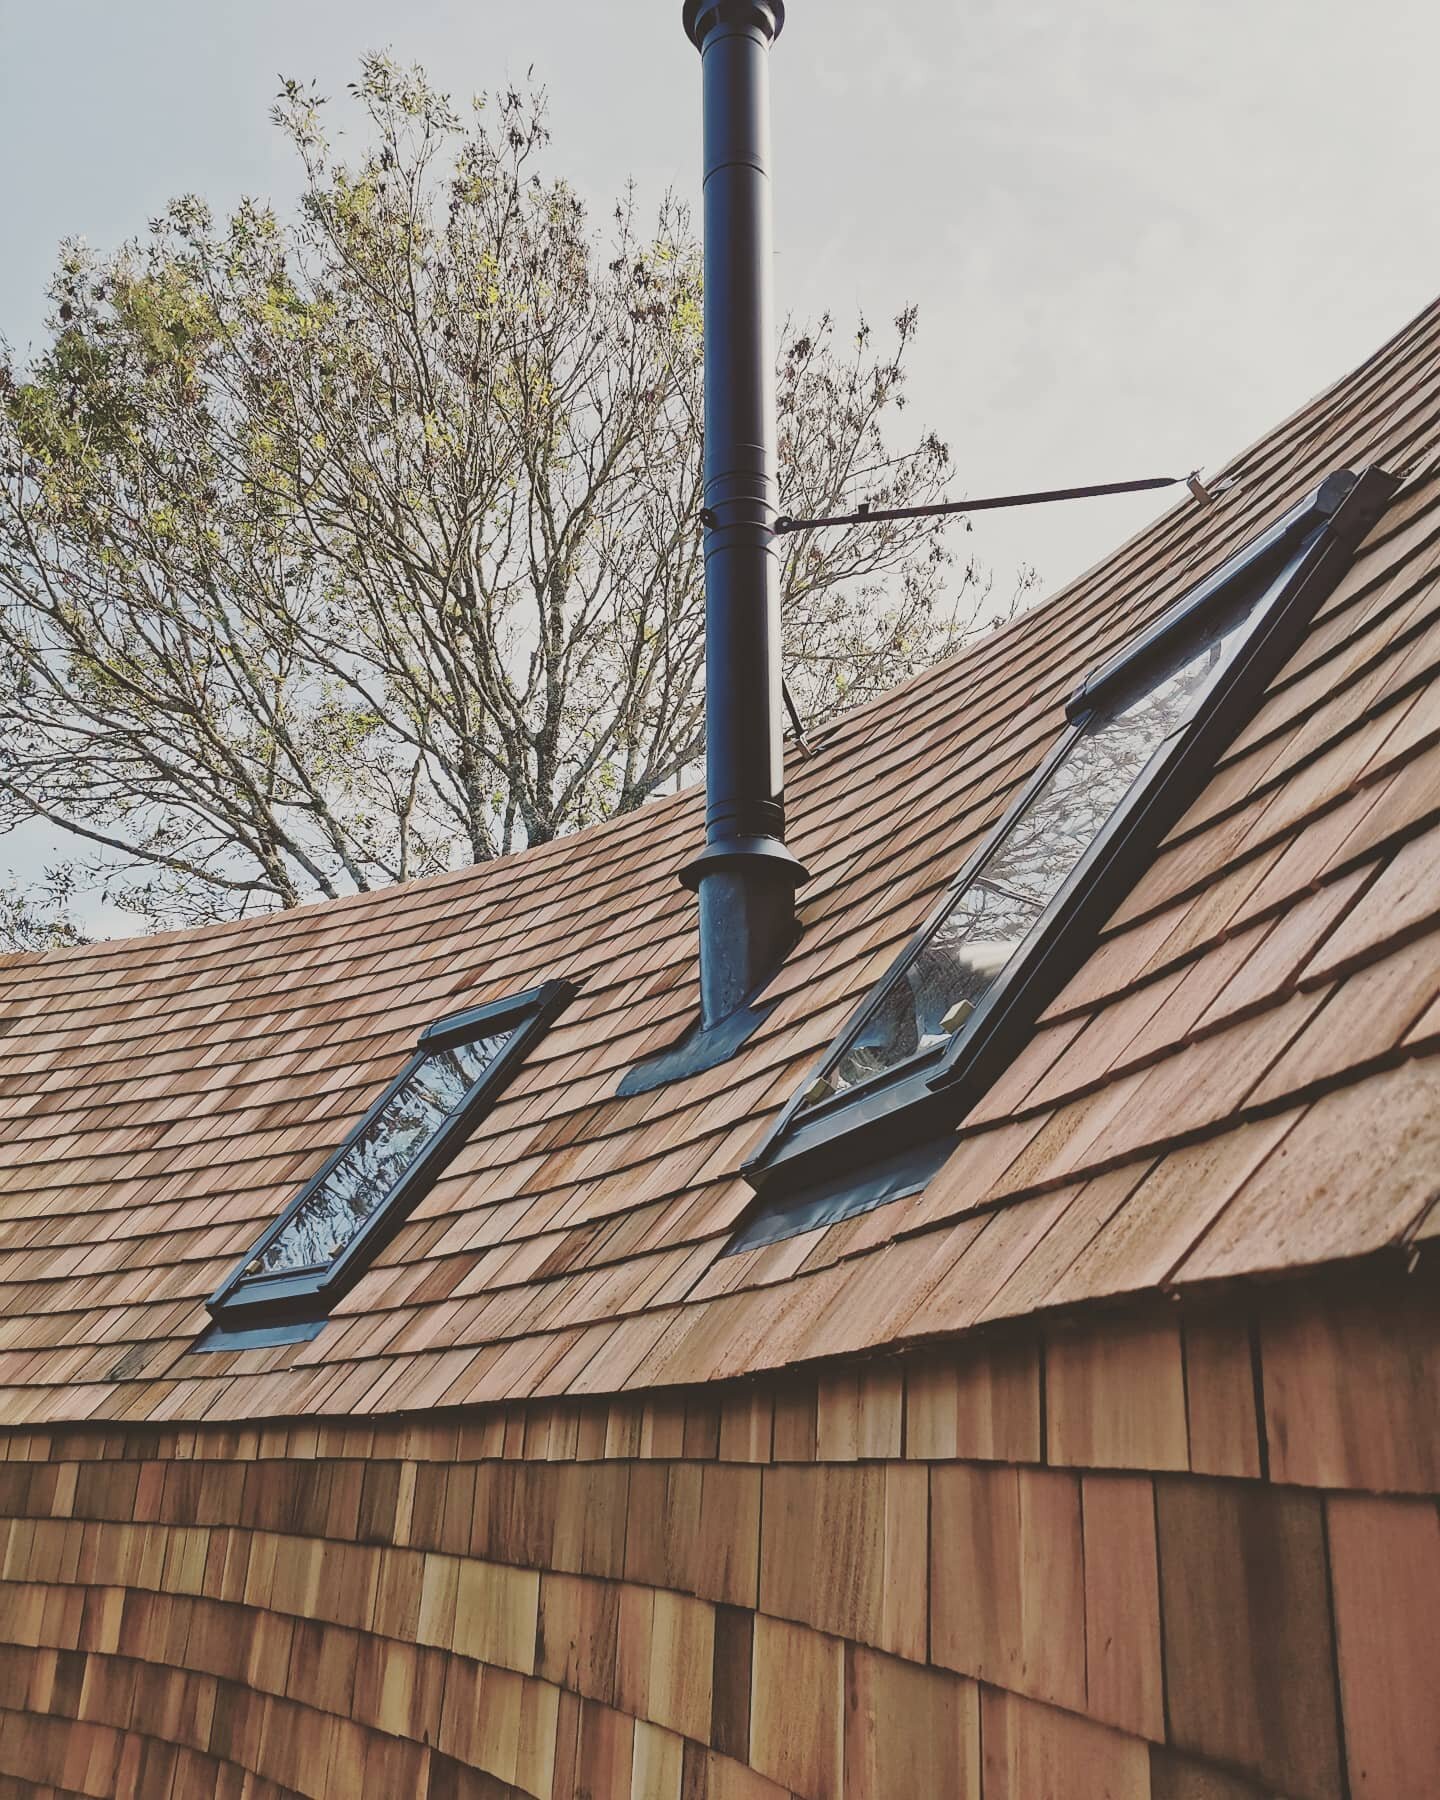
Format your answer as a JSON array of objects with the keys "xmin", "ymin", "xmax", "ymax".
[
  {"xmin": 731, "ymin": 466, "xmax": 1397, "ymax": 1250},
  {"xmin": 201, "ymin": 978, "xmax": 575, "ymax": 1338}
]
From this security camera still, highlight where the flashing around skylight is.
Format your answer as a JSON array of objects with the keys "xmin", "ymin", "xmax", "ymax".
[
  {"xmin": 200, "ymin": 979, "xmax": 574, "ymax": 1345},
  {"xmin": 730, "ymin": 465, "xmax": 1398, "ymax": 1252}
]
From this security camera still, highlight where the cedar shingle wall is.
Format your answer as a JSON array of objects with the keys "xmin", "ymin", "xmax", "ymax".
[{"xmin": 0, "ymin": 1279, "xmax": 1434, "ymax": 1799}]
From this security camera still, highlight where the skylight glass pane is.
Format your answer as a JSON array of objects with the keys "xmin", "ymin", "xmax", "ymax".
[
  {"xmin": 250, "ymin": 1030, "xmax": 511, "ymax": 1275},
  {"xmin": 810, "ymin": 615, "xmax": 1247, "ymax": 1105}
]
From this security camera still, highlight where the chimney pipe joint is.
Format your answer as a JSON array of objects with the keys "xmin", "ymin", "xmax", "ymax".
[{"xmin": 683, "ymin": 0, "xmax": 785, "ymax": 48}]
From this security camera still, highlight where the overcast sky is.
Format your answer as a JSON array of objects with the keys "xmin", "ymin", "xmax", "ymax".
[{"xmin": 1, "ymin": 0, "xmax": 1437, "ymax": 917}]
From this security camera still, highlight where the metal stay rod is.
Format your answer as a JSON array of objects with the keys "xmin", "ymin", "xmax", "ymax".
[{"xmin": 772, "ymin": 472, "xmax": 1186, "ymax": 534}]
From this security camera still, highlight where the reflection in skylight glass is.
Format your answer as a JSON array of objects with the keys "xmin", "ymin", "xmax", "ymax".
[
  {"xmin": 251, "ymin": 1030, "xmax": 511, "ymax": 1275},
  {"xmin": 807, "ymin": 611, "xmax": 1251, "ymax": 1107}
]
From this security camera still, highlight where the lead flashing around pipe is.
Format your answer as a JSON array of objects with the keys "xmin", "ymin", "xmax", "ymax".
[{"xmin": 616, "ymin": 993, "xmax": 782, "ymax": 1097}]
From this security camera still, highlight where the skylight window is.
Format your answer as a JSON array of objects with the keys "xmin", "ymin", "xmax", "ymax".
[
  {"xmin": 246, "ymin": 1031, "xmax": 513, "ymax": 1277},
  {"xmin": 806, "ymin": 607, "xmax": 1251, "ymax": 1109},
  {"xmin": 201, "ymin": 980, "xmax": 573, "ymax": 1346},
  {"xmin": 733, "ymin": 466, "xmax": 1397, "ymax": 1250}
]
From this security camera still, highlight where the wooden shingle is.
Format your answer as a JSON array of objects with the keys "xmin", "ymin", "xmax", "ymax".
[{"xmin": 1155, "ymin": 1479, "xmax": 1343, "ymax": 1798}]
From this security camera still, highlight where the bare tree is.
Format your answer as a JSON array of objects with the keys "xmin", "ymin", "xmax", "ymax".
[{"xmin": 0, "ymin": 57, "xmax": 1008, "ymax": 938}]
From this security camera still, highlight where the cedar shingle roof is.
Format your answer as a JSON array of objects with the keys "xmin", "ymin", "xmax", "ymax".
[{"xmin": 2, "ymin": 296, "xmax": 1439, "ymax": 1427}]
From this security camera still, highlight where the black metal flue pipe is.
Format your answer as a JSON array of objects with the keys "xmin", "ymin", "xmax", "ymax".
[{"xmin": 681, "ymin": 0, "xmax": 808, "ymax": 1028}]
